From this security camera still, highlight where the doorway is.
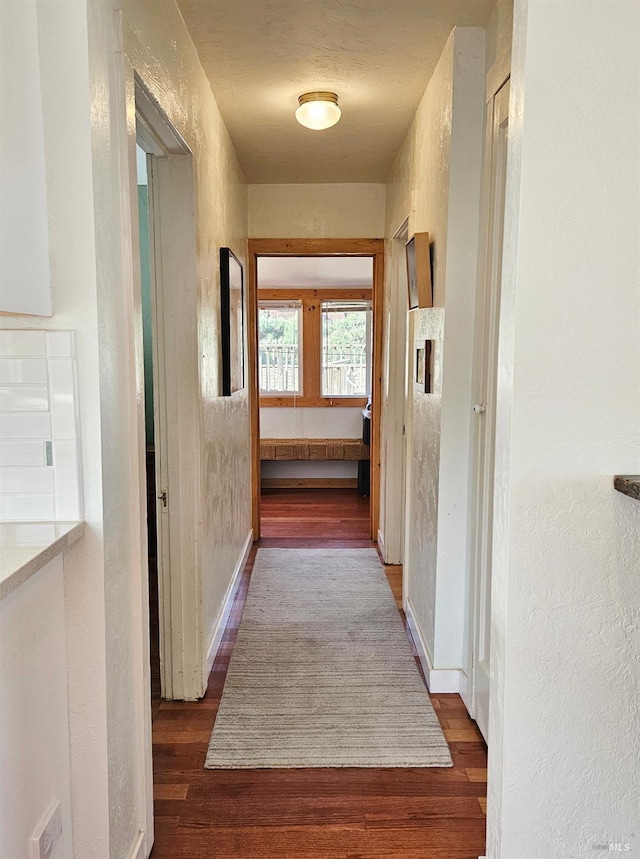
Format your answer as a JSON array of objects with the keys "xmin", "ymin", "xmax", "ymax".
[
  {"xmin": 247, "ymin": 240, "xmax": 384, "ymax": 543},
  {"xmin": 132, "ymin": 78, "xmax": 203, "ymax": 703},
  {"xmin": 468, "ymin": 78, "xmax": 510, "ymax": 743},
  {"xmin": 135, "ymin": 142, "xmax": 161, "ymax": 719}
]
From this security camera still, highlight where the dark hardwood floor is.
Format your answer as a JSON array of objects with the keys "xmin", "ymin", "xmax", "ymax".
[
  {"xmin": 150, "ymin": 490, "xmax": 487, "ymax": 858},
  {"xmin": 260, "ymin": 487, "xmax": 371, "ymax": 545}
]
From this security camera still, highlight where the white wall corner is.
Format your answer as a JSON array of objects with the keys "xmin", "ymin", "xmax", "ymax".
[
  {"xmin": 376, "ymin": 528, "xmax": 385, "ymax": 562},
  {"xmin": 205, "ymin": 531, "xmax": 252, "ymax": 678},
  {"xmin": 405, "ymin": 599, "xmax": 461, "ymax": 694}
]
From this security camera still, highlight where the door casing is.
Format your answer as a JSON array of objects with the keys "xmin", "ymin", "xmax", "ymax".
[
  {"xmin": 247, "ymin": 238, "xmax": 384, "ymax": 541},
  {"xmin": 381, "ymin": 218, "xmax": 410, "ymax": 569},
  {"xmin": 466, "ymin": 77, "xmax": 511, "ymax": 743}
]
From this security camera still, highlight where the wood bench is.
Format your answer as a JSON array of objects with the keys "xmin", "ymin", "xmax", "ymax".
[
  {"xmin": 260, "ymin": 438, "xmax": 369, "ymax": 462},
  {"xmin": 260, "ymin": 438, "xmax": 370, "ymax": 489}
]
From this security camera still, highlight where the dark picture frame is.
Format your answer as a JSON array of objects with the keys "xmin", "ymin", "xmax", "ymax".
[
  {"xmin": 414, "ymin": 340, "xmax": 433, "ymax": 393},
  {"xmin": 220, "ymin": 247, "xmax": 245, "ymax": 396},
  {"xmin": 406, "ymin": 232, "xmax": 433, "ymax": 309}
]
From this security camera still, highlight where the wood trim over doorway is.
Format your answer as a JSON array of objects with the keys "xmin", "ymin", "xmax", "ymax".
[{"xmin": 247, "ymin": 238, "xmax": 384, "ymax": 541}]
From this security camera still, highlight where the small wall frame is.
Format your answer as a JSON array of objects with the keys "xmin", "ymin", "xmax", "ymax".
[
  {"xmin": 220, "ymin": 247, "xmax": 245, "ymax": 396},
  {"xmin": 406, "ymin": 232, "xmax": 433, "ymax": 309},
  {"xmin": 414, "ymin": 340, "xmax": 433, "ymax": 393}
]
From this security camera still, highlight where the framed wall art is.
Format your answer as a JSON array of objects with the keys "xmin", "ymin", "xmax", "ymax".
[
  {"xmin": 414, "ymin": 340, "xmax": 433, "ymax": 393},
  {"xmin": 406, "ymin": 231, "xmax": 433, "ymax": 309},
  {"xmin": 220, "ymin": 247, "xmax": 245, "ymax": 395}
]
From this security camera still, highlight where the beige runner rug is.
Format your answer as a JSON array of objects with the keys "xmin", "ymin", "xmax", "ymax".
[{"xmin": 205, "ymin": 548, "xmax": 452, "ymax": 769}]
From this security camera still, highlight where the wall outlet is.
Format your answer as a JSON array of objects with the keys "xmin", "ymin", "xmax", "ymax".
[{"xmin": 30, "ymin": 801, "xmax": 62, "ymax": 859}]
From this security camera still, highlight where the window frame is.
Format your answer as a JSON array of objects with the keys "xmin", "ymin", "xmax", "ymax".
[
  {"xmin": 257, "ymin": 299, "xmax": 303, "ymax": 396},
  {"xmin": 320, "ymin": 299, "xmax": 373, "ymax": 399},
  {"xmin": 258, "ymin": 287, "xmax": 372, "ymax": 407}
]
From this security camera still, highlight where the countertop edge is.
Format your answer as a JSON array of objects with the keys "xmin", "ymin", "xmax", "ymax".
[
  {"xmin": 614, "ymin": 475, "xmax": 640, "ymax": 501},
  {"xmin": 0, "ymin": 521, "xmax": 85, "ymax": 602}
]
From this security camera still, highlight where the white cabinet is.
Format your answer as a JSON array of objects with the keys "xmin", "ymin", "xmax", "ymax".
[
  {"xmin": 0, "ymin": 0, "xmax": 52, "ymax": 316},
  {"xmin": 0, "ymin": 553, "xmax": 74, "ymax": 858}
]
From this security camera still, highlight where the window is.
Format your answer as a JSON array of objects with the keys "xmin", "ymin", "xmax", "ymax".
[
  {"xmin": 321, "ymin": 301, "xmax": 372, "ymax": 397},
  {"xmin": 258, "ymin": 301, "xmax": 301, "ymax": 394},
  {"xmin": 258, "ymin": 290, "xmax": 372, "ymax": 407}
]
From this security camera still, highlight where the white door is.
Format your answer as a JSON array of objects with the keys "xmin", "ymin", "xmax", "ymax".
[
  {"xmin": 469, "ymin": 80, "xmax": 510, "ymax": 743},
  {"xmin": 145, "ymin": 156, "xmax": 173, "ymax": 697}
]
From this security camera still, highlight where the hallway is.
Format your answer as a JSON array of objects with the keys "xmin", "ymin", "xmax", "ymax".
[
  {"xmin": 2, "ymin": 2, "xmax": 637, "ymax": 856},
  {"xmin": 150, "ymin": 492, "xmax": 487, "ymax": 858}
]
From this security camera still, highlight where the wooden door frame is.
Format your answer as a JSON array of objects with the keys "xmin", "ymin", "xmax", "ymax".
[{"xmin": 248, "ymin": 238, "xmax": 384, "ymax": 541}]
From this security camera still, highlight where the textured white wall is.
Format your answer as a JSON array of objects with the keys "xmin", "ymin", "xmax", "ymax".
[
  {"xmin": 91, "ymin": 1, "xmax": 249, "ymax": 856},
  {"xmin": 386, "ymin": 41, "xmax": 452, "ymax": 657},
  {"xmin": 249, "ymin": 183, "xmax": 385, "ymax": 237},
  {"xmin": 117, "ymin": 0, "xmax": 251, "ymax": 670},
  {"xmin": 261, "ymin": 407, "xmax": 363, "ymax": 438},
  {"xmin": 385, "ymin": 28, "xmax": 485, "ymax": 675},
  {"xmin": 0, "ymin": 556, "xmax": 73, "ymax": 859},
  {"xmin": 2, "ymin": 0, "xmax": 249, "ymax": 856},
  {"xmin": 488, "ymin": 1, "xmax": 640, "ymax": 855}
]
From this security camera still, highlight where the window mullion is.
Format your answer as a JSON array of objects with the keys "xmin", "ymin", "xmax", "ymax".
[{"xmin": 302, "ymin": 297, "xmax": 321, "ymax": 399}]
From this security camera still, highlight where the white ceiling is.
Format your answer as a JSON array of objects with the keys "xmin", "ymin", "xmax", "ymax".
[
  {"xmin": 176, "ymin": 0, "xmax": 494, "ymax": 184},
  {"xmin": 258, "ymin": 256, "xmax": 373, "ymax": 288}
]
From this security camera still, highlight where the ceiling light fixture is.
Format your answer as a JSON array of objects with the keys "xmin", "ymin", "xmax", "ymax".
[{"xmin": 295, "ymin": 92, "xmax": 341, "ymax": 130}]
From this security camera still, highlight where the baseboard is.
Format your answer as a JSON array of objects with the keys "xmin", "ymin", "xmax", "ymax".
[
  {"xmin": 377, "ymin": 528, "xmax": 385, "ymax": 560},
  {"xmin": 126, "ymin": 831, "xmax": 146, "ymax": 859},
  {"xmin": 405, "ymin": 599, "xmax": 461, "ymax": 694},
  {"xmin": 458, "ymin": 668, "xmax": 470, "ymax": 709},
  {"xmin": 205, "ymin": 530, "xmax": 252, "ymax": 677},
  {"xmin": 261, "ymin": 477, "xmax": 357, "ymax": 489}
]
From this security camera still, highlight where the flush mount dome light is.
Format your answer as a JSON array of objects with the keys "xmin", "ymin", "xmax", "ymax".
[{"xmin": 295, "ymin": 92, "xmax": 341, "ymax": 130}]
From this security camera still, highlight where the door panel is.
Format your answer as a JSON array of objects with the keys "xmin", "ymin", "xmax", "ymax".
[{"xmin": 470, "ymin": 80, "xmax": 510, "ymax": 743}]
